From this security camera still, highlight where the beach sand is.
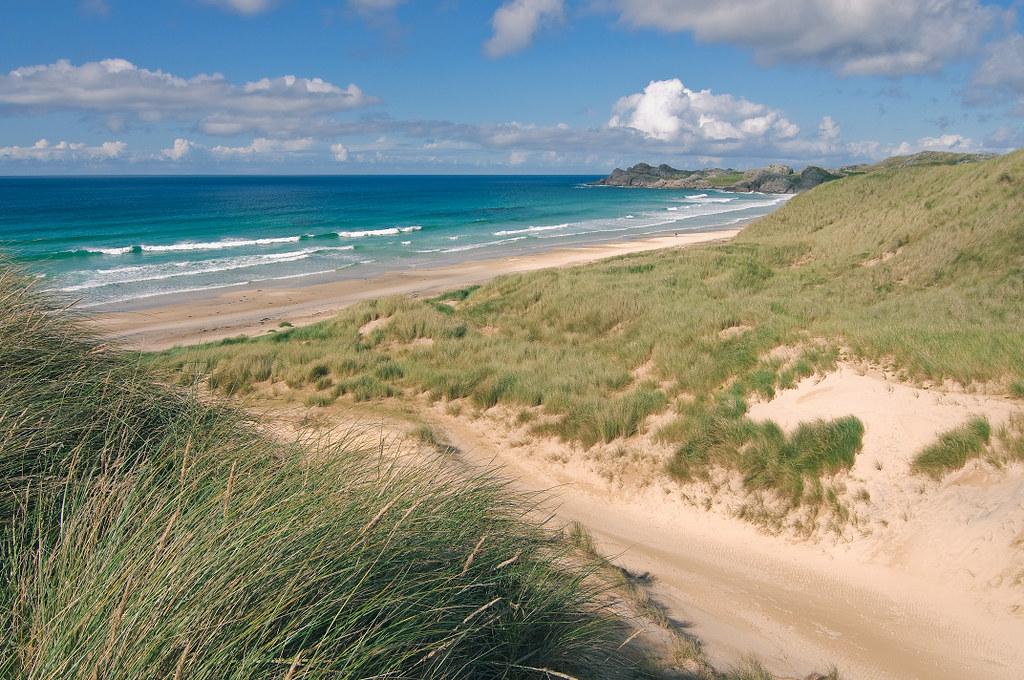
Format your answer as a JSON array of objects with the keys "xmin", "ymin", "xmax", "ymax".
[{"xmin": 93, "ymin": 229, "xmax": 739, "ymax": 350}]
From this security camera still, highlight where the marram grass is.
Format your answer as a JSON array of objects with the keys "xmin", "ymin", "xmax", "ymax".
[
  {"xmin": 0, "ymin": 269, "xmax": 641, "ymax": 680},
  {"xmin": 155, "ymin": 151, "xmax": 1024, "ymax": 505},
  {"xmin": 911, "ymin": 417, "xmax": 991, "ymax": 479}
]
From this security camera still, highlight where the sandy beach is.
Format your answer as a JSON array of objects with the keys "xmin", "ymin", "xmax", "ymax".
[{"xmin": 93, "ymin": 229, "xmax": 739, "ymax": 350}]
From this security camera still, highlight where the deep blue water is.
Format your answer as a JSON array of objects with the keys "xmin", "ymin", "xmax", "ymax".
[{"xmin": 0, "ymin": 175, "xmax": 789, "ymax": 308}]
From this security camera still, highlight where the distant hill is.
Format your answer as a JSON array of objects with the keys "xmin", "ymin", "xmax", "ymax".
[
  {"xmin": 841, "ymin": 150, "xmax": 994, "ymax": 174},
  {"xmin": 595, "ymin": 151, "xmax": 992, "ymax": 193}
]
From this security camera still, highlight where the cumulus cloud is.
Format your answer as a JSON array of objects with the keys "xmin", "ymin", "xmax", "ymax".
[
  {"xmin": 330, "ymin": 143, "xmax": 350, "ymax": 161},
  {"xmin": 485, "ymin": 0, "xmax": 564, "ymax": 57},
  {"xmin": 968, "ymin": 34, "xmax": 1024, "ymax": 112},
  {"xmin": 205, "ymin": 0, "xmax": 276, "ymax": 15},
  {"xmin": 608, "ymin": 79, "xmax": 800, "ymax": 146},
  {"xmin": 0, "ymin": 58, "xmax": 373, "ymax": 137},
  {"xmin": 609, "ymin": 0, "xmax": 997, "ymax": 76},
  {"xmin": 893, "ymin": 134, "xmax": 977, "ymax": 155},
  {"xmin": 211, "ymin": 137, "xmax": 314, "ymax": 156},
  {"xmin": 0, "ymin": 138, "xmax": 125, "ymax": 161},
  {"xmin": 161, "ymin": 138, "xmax": 194, "ymax": 161},
  {"xmin": 818, "ymin": 116, "xmax": 840, "ymax": 142}
]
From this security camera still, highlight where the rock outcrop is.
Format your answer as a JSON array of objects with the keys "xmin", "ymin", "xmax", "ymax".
[
  {"xmin": 595, "ymin": 162, "xmax": 839, "ymax": 193},
  {"xmin": 596, "ymin": 151, "xmax": 991, "ymax": 193}
]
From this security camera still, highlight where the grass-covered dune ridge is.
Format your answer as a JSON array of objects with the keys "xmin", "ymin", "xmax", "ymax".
[
  {"xmin": 156, "ymin": 151, "xmax": 1023, "ymax": 506},
  {"xmin": 0, "ymin": 270, "xmax": 637, "ymax": 679},
  {"xmin": 737, "ymin": 149, "xmax": 1024, "ymax": 382}
]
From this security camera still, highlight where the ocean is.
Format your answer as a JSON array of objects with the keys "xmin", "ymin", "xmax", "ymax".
[{"xmin": 0, "ymin": 175, "xmax": 790, "ymax": 309}]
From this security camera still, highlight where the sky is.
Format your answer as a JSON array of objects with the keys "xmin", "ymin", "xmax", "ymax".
[{"xmin": 1, "ymin": 0, "xmax": 1023, "ymax": 174}]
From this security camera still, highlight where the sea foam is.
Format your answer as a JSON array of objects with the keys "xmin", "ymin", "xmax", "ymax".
[
  {"xmin": 336, "ymin": 226, "xmax": 422, "ymax": 238},
  {"xmin": 493, "ymin": 223, "xmax": 570, "ymax": 236},
  {"xmin": 61, "ymin": 247, "xmax": 354, "ymax": 292},
  {"xmin": 78, "ymin": 235, "xmax": 304, "ymax": 256}
]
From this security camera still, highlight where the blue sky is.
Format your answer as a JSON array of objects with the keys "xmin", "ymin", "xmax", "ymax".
[{"xmin": 1, "ymin": 0, "xmax": 1022, "ymax": 174}]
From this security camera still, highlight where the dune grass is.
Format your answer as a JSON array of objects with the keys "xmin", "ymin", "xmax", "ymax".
[
  {"xmin": 0, "ymin": 269, "xmax": 651, "ymax": 679},
  {"xmin": 154, "ymin": 151, "xmax": 1024, "ymax": 507},
  {"xmin": 911, "ymin": 417, "xmax": 992, "ymax": 479},
  {"xmin": 668, "ymin": 413, "xmax": 864, "ymax": 505}
]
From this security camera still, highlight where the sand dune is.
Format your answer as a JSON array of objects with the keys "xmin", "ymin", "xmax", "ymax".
[
  {"xmin": 749, "ymin": 364, "xmax": 1024, "ymax": 608},
  {"xmin": 243, "ymin": 359, "xmax": 1024, "ymax": 677},
  {"xmin": 422, "ymin": 365, "xmax": 1024, "ymax": 679}
]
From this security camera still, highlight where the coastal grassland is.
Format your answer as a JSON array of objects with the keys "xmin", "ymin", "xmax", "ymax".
[
  {"xmin": 154, "ymin": 151, "xmax": 1024, "ymax": 507},
  {"xmin": 0, "ymin": 270, "xmax": 647, "ymax": 679},
  {"xmin": 703, "ymin": 172, "xmax": 746, "ymax": 187}
]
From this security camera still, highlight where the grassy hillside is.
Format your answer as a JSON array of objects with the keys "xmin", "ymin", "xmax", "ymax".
[
  {"xmin": 844, "ymin": 150, "xmax": 992, "ymax": 173},
  {"xmin": 155, "ymin": 151, "xmax": 1024, "ymax": 506},
  {"xmin": 0, "ymin": 270, "xmax": 651, "ymax": 679}
]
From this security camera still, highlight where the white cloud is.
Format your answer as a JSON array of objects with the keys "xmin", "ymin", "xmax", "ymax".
[
  {"xmin": 211, "ymin": 137, "xmax": 314, "ymax": 156},
  {"xmin": 330, "ymin": 143, "xmax": 350, "ymax": 161},
  {"xmin": 205, "ymin": 0, "xmax": 276, "ymax": 15},
  {"xmin": 0, "ymin": 138, "xmax": 125, "ymax": 161},
  {"xmin": 608, "ymin": 79, "xmax": 800, "ymax": 145},
  {"xmin": 0, "ymin": 58, "xmax": 373, "ymax": 137},
  {"xmin": 893, "ymin": 134, "xmax": 977, "ymax": 155},
  {"xmin": 610, "ymin": 0, "xmax": 998, "ymax": 76},
  {"xmin": 485, "ymin": 0, "xmax": 564, "ymax": 58},
  {"xmin": 508, "ymin": 150, "xmax": 529, "ymax": 165},
  {"xmin": 97, "ymin": 140, "xmax": 127, "ymax": 157},
  {"xmin": 161, "ymin": 138, "xmax": 194, "ymax": 161},
  {"xmin": 969, "ymin": 34, "xmax": 1024, "ymax": 112},
  {"xmin": 818, "ymin": 116, "xmax": 840, "ymax": 142}
]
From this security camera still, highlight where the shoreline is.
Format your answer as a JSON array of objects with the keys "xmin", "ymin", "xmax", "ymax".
[{"xmin": 92, "ymin": 228, "xmax": 741, "ymax": 350}]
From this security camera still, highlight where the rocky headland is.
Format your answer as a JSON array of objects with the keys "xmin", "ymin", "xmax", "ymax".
[{"xmin": 595, "ymin": 151, "xmax": 990, "ymax": 193}]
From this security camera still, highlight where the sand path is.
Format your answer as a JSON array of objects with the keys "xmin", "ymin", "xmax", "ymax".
[{"xmin": 436, "ymin": 410, "xmax": 1024, "ymax": 680}]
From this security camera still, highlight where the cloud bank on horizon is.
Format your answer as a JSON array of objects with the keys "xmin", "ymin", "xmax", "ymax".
[{"xmin": 0, "ymin": 0, "xmax": 1021, "ymax": 173}]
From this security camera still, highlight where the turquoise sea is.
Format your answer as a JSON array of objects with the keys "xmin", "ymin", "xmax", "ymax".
[{"xmin": 0, "ymin": 176, "xmax": 789, "ymax": 309}]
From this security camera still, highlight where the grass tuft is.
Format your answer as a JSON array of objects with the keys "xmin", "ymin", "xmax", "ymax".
[
  {"xmin": 742, "ymin": 417, "xmax": 865, "ymax": 504},
  {"xmin": 1010, "ymin": 380, "xmax": 1024, "ymax": 399},
  {"xmin": 912, "ymin": 417, "xmax": 992, "ymax": 479},
  {"xmin": 669, "ymin": 414, "xmax": 864, "ymax": 505}
]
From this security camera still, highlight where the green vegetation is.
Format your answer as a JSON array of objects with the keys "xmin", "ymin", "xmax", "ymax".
[
  {"xmin": 155, "ymin": 151, "xmax": 1024, "ymax": 508},
  {"xmin": 0, "ymin": 270, "xmax": 646, "ymax": 679},
  {"xmin": 912, "ymin": 417, "xmax": 992, "ymax": 479},
  {"xmin": 996, "ymin": 415, "xmax": 1024, "ymax": 465},
  {"xmin": 1010, "ymin": 380, "xmax": 1024, "ymax": 399},
  {"xmin": 704, "ymin": 172, "xmax": 747, "ymax": 187},
  {"xmin": 847, "ymin": 150, "xmax": 991, "ymax": 174},
  {"xmin": 669, "ymin": 414, "xmax": 864, "ymax": 505}
]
